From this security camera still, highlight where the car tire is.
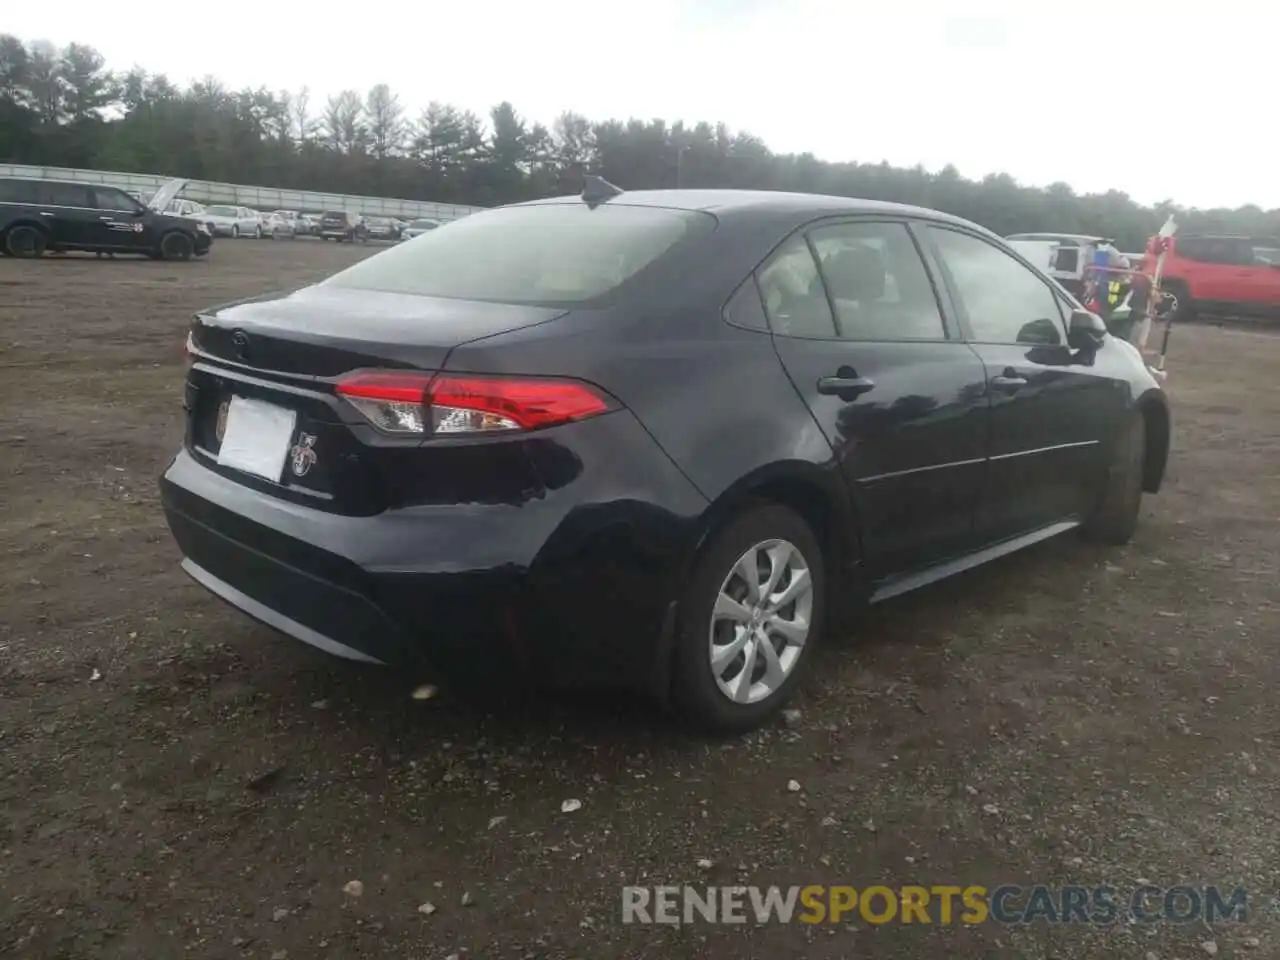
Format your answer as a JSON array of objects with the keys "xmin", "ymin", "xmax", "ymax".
[
  {"xmin": 4, "ymin": 224, "xmax": 48, "ymax": 258},
  {"xmin": 1081, "ymin": 412, "xmax": 1145, "ymax": 545},
  {"xmin": 232, "ymin": 225, "xmax": 240, "ymax": 239},
  {"xmin": 671, "ymin": 502, "xmax": 825, "ymax": 735},
  {"xmin": 158, "ymin": 231, "xmax": 195, "ymax": 262},
  {"xmin": 1162, "ymin": 280, "xmax": 1194, "ymax": 324},
  {"xmin": 254, "ymin": 225, "xmax": 262, "ymax": 239}
]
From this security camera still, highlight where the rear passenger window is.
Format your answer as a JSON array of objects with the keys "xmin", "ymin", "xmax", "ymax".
[
  {"xmin": 808, "ymin": 222, "xmax": 946, "ymax": 340},
  {"xmin": 40, "ymin": 183, "xmax": 92, "ymax": 207},
  {"xmin": 0, "ymin": 179, "xmax": 37, "ymax": 203},
  {"xmin": 755, "ymin": 235, "xmax": 836, "ymax": 338},
  {"xmin": 723, "ymin": 277, "xmax": 769, "ymax": 331}
]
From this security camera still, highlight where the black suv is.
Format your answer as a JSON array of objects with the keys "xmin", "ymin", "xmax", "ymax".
[
  {"xmin": 319, "ymin": 211, "xmax": 368, "ymax": 243},
  {"xmin": 0, "ymin": 176, "xmax": 212, "ymax": 260}
]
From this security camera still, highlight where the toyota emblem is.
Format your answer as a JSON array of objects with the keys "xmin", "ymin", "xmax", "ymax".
[{"xmin": 231, "ymin": 330, "xmax": 249, "ymax": 360}]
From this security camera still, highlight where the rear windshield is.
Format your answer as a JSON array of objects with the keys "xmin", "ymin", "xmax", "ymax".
[
  {"xmin": 322, "ymin": 211, "xmax": 346, "ymax": 220},
  {"xmin": 409, "ymin": 219, "xmax": 437, "ymax": 229},
  {"xmin": 322, "ymin": 202, "xmax": 715, "ymax": 305},
  {"xmin": 207, "ymin": 205, "xmax": 237, "ymax": 216}
]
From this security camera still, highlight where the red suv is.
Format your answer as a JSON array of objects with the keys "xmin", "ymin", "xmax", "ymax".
[{"xmin": 1145, "ymin": 235, "xmax": 1280, "ymax": 322}]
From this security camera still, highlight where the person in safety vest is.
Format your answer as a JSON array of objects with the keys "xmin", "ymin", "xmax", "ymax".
[
  {"xmin": 1105, "ymin": 255, "xmax": 1130, "ymax": 314},
  {"xmin": 1104, "ymin": 257, "xmax": 1145, "ymax": 341}
]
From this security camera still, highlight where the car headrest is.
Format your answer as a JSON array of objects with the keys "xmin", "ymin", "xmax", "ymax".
[{"xmin": 823, "ymin": 244, "xmax": 886, "ymax": 301}]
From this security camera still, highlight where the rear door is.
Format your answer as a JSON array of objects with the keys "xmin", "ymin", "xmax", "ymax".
[
  {"xmin": 922, "ymin": 225, "xmax": 1124, "ymax": 541},
  {"xmin": 1244, "ymin": 239, "xmax": 1280, "ymax": 307},
  {"xmin": 758, "ymin": 218, "xmax": 990, "ymax": 577},
  {"xmin": 1176, "ymin": 237, "xmax": 1250, "ymax": 305},
  {"xmin": 37, "ymin": 182, "xmax": 97, "ymax": 248}
]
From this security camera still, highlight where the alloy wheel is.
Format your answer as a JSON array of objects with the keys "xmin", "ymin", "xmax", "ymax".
[{"xmin": 708, "ymin": 538, "xmax": 813, "ymax": 704}]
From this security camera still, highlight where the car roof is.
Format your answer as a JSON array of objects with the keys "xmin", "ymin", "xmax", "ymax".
[
  {"xmin": 1179, "ymin": 234, "xmax": 1276, "ymax": 241},
  {"xmin": 518, "ymin": 188, "xmax": 994, "ymax": 234},
  {"xmin": 1008, "ymin": 232, "xmax": 1111, "ymax": 243},
  {"xmin": 2, "ymin": 176, "xmax": 118, "ymax": 188}
]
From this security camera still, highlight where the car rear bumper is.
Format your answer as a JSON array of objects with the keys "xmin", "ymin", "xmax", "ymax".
[
  {"xmin": 161, "ymin": 448, "xmax": 531, "ymax": 675},
  {"xmin": 158, "ymin": 413, "xmax": 708, "ymax": 694}
]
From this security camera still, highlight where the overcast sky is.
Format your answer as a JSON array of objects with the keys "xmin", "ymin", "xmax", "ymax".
[{"xmin": 8, "ymin": 1, "xmax": 1272, "ymax": 210}]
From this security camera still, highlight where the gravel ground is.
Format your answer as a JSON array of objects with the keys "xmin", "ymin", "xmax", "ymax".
[{"xmin": 1, "ymin": 239, "xmax": 1279, "ymax": 960}]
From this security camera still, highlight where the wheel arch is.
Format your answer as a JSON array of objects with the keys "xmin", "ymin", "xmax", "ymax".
[
  {"xmin": 157, "ymin": 228, "xmax": 196, "ymax": 261},
  {"xmin": 2, "ymin": 218, "xmax": 51, "ymax": 242},
  {"xmin": 685, "ymin": 460, "xmax": 863, "ymax": 607}
]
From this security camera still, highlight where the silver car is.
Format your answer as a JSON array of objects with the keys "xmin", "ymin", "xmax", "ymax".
[
  {"xmin": 265, "ymin": 211, "xmax": 299, "ymax": 239},
  {"xmin": 201, "ymin": 205, "xmax": 264, "ymax": 239},
  {"xmin": 401, "ymin": 218, "xmax": 440, "ymax": 240}
]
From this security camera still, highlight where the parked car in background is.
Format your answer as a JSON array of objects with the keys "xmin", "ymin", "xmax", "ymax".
[
  {"xmin": 401, "ymin": 217, "xmax": 439, "ymax": 240},
  {"xmin": 1146, "ymin": 234, "xmax": 1280, "ymax": 322},
  {"xmin": 202, "ymin": 205, "xmax": 265, "ymax": 239},
  {"xmin": 264, "ymin": 212, "xmax": 297, "ymax": 239},
  {"xmin": 161, "ymin": 197, "xmax": 207, "ymax": 220},
  {"xmin": 162, "ymin": 185, "xmax": 1170, "ymax": 733},
  {"xmin": 0, "ymin": 176, "xmax": 211, "ymax": 260},
  {"xmin": 318, "ymin": 210, "xmax": 367, "ymax": 242},
  {"xmin": 1006, "ymin": 233, "xmax": 1120, "ymax": 299},
  {"xmin": 299, "ymin": 214, "xmax": 323, "ymax": 237},
  {"xmin": 364, "ymin": 216, "xmax": 399, "ymax": 241}
]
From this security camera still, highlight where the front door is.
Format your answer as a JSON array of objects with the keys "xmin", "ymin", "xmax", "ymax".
[
  {"xmin": 89, "ymin": 187, "xmax": 153, "ymax": 251},
  {"xmin": 756, "ymin": 218, "xmax": 990, "ymax": 578},
  {"xmin": 922, "ymin": 225, "xmax": 1127, "ymax": 541},
  {"xmin": 36, "ymin": 182, "xmax": 97, "ymax": 249}
]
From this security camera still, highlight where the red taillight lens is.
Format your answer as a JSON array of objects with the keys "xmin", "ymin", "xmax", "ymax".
[{"xmin": 335, "ymin": 371, "xmax": 613, "ymax": 436}]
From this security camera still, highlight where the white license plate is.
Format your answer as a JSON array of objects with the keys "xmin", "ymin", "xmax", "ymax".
[{"xmin": 216, "ymin": 395, "xmax": 297, "ymax": 482}]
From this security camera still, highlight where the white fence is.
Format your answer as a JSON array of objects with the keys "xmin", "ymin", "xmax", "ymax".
[{"xmin": 0, "ymin": 163, "xmax": 488, "ymax": 221}]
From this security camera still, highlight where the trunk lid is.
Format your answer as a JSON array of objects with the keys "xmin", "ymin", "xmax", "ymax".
[
  {"xmin": 191, "ymin": 284, "xmax": 566, "ymax": 376},
  {"xmin": 184, "ymin": 286, "xmax": 567, "ymax": 516}
]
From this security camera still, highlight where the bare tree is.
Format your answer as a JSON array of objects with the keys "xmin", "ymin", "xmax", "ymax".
[
  {"xmin": 291, "ymin": 85, "xmax": 316, "ymax": 144},
  {"xmin": 365, "ymin": 83, "xmax": 404, "ymax": 159},
  {"xmin": 321, "ymin": 89, "xmax": 365, "ymax": 153},
  {"xmin": 24, "ymin": 39, "xmax": 61, "ymax": 124}
]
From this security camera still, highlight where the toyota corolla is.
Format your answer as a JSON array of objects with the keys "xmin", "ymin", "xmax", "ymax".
[{"xmin": 160, "ymin": 181, "xmax": 1170, "ymax": 733}]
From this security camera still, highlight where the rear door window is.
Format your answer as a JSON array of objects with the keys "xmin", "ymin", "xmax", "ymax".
[
  {"xmin": 40, "ymin": 182, "xmax": 92, "ymax": 207},
  {"xmin": 807, "ymin": 221, "xmax": 947, "ymax": 340},
  {"xmin": 754, "ymin": 234, "xmax": 836, "ymax": 338},
  {"xmin": 1177, "ymin": 237, "xmax": 1252, "ymax": 265},
  {"xmin": 0, "ymin": 179, "xmax": 38, "ymax": 203},
  {"xmin": 324, "ymin": 202, "xmax": 715, "ymax": 306}
]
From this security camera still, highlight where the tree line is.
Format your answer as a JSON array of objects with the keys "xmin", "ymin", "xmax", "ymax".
[{"xmin": 2, "ymin": 34, "xmax": 1277, "ymax": 250}]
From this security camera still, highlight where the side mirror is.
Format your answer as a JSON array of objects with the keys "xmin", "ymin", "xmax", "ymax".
[{"xmin": 1067, "ymin": 309, "xmax": 1108, "ymax": 351}]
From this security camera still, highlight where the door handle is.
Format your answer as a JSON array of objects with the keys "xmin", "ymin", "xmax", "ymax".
[
  {"xmin": 816, "ymin": 374, "xmax": 875, "ymax": 398},
  {"xmin": 99, "ymin": 216, "xmax": 115, "ymax": 221},
  {"xmin": 39, "ymin": 211, "xmax": 55, "ymax": 217},
  {"xmin": 990, "ymin": 375, "xmax": 1028, "ymax": 392}
]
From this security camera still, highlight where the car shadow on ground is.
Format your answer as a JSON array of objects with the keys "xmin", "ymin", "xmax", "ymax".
[{"xmin": 203, "ymin": 528, "xmax": 1112, "ymax": 760}]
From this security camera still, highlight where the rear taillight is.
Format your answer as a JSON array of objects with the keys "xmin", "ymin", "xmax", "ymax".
[{"xmin": 335, "ymin": 371, "xmax": 614, "ymax": 436}]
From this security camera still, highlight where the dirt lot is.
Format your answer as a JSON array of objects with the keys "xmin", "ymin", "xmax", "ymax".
[{"xmin": 2, "ymin": 238, "xmax": 1279, "ymax": 960}]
